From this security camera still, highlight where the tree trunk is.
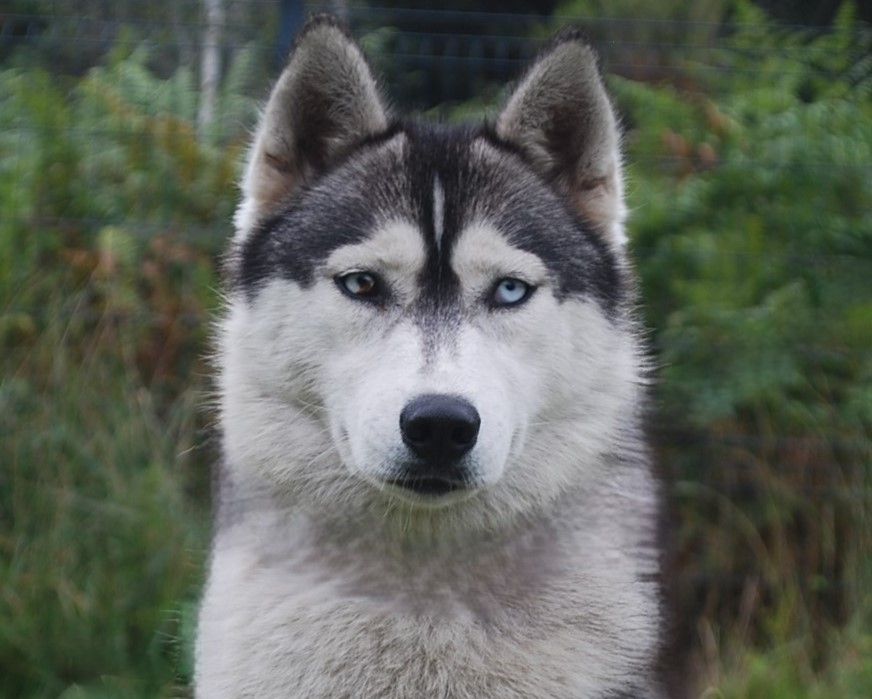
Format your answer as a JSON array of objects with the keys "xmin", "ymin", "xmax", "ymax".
[{"xmin": 198, "ymin": 0, "xmax": 224, "ymax": 139}]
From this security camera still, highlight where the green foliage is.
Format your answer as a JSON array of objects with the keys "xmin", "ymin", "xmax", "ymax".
[
  {"xmin": 553, "ymin": 0, "xmax": 734, "ymax": 83},
  {"xmin": 716, "ymin": 620, "xmax": 872, "ymax": 698},
  {"xmin": 611, "ymin": 7, "xmax": 872, "ymax": 694},
  {"xmin": 0, "ymin": 47, "xmax": 242, "ymax": 697},
  {"xmin": 1, "ymin": 350, "xmax": 207, "ymax": 697}
]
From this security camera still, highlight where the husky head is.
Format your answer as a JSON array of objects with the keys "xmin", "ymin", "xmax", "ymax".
[{"xmin": 220, "ymin": 17, "xmax": 643, "ymax": 534}]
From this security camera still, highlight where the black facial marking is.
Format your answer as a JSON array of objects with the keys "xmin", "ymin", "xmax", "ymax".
[
  {"xmin": 402, "ymin": 124, "xmax": 473, "ymax": 354},
  {"xmin": 231, "ymin": 121, "xmax": 626, "ymax": 318},
  {"xmin": 232, "ymin": 128, "xmax": 409, "ymax": 297},
  {"xmin": 478, "ymin": 127, "xmax": 625, "ymax": 314},
  {"xmin": 237, "ymin": 190, "xmax": 373, "ymax": 296}
]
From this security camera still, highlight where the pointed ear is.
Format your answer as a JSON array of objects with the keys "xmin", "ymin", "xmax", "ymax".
[
  {"xmin": 496, "ymin": 32, "xmax": 626, "ymax": 245},
  {"xmin": 237, "ymin": 16, "xmax": 388, "ymax": 230}
]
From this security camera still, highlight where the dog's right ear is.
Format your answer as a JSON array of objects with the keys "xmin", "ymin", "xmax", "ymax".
[
  {"xmin": 496, "ymin": 31, "xmax": 625, "ymax": 246},
  {"xmin": 236, "ymin": 16, "xmax": 388, "ymax": 231}
]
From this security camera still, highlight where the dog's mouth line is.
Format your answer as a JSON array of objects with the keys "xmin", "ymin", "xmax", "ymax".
[{"xmin": 385, "ymin": 476, "xmax": 468, "ymax": 496}]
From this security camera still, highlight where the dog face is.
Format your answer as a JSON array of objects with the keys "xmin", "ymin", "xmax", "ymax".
[{"xmin": 220, "ymin": 19, "xmax": 643, "ymax": 529}]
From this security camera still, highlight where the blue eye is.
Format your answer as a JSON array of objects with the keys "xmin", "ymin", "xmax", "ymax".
[
  {"xmin": 492, "ymin": 278, "xmax": 533, "ymax": 307},
  {"xmin": 336, "ymin": 271, "xmax": 381, "ymax": 300}
]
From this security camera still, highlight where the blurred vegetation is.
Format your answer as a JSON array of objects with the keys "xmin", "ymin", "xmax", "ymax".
[
  {"xmin": 611, "ymin": 4, "xmax": 872, "ymax": 695},
  {"xmin": 0, "ymin": 44, "xmax": 242, "ymax": 697},
  {"xmin": 1, "ymin": 2, "xmax": 870, "ymax": 697}
]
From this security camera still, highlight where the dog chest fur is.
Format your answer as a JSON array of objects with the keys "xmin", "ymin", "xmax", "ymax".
[{"xmin": 196, "ymin": 472, "xmax": 660, "ymax": 698}]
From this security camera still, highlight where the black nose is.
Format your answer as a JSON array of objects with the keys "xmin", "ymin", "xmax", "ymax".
[{"xmin": 400, "ymin": 394, "xmax": 481, "ymax": 464}]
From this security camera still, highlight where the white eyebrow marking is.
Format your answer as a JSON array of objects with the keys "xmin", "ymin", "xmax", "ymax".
[{"xmin": 433, "ymin": 174, "xmax": 445, "ymax": 253}]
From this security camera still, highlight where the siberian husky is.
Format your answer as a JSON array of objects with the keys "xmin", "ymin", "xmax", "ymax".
[{"xmin": 196, "ymin": 15, "xmax": 663, "ymax": 698}]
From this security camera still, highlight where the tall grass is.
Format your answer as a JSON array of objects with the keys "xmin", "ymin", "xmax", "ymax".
[
  {"xmin": 2, "ymin": 313, "xmax": 208, "ymax": 696},
  {"xmin": 0, "ymin": 50, "xmax": 235, "ymax": 697}
]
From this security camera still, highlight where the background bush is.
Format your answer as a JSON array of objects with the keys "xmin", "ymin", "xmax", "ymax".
[
  {"xmin": 0, "ymin": 48, "xmax": 236, "ymax": 697},
  {"xmin": 613, "ymin": 6, "xmax": 871, "ymax": 694}
]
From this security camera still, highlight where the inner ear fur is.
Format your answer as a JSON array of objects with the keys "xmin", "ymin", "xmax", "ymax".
[
  {"xmin": 496, "ymin": 30, "xmax": 626, "ymax": 245},
  {"xmin": 239, "ymin": 16, "xmax": 388, "ymax": 225}
]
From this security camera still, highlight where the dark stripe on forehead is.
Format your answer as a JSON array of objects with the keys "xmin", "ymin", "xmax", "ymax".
[
  {"xmin": 404, "ymin": 124, "xmax": 466, "ymax": 313},
  {"xmin": 399, "ymin": 124, "xmax": 470, "ymax": 357}
]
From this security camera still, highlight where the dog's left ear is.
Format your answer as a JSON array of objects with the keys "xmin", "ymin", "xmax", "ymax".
[{"xmin": 496, "ymin": 32, "xmax": 625, "ymax": 246}]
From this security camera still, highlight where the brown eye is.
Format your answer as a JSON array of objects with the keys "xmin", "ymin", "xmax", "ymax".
[{"xmin": 336, "ymin": 271, "xmax": 380, "ymax": 299}]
